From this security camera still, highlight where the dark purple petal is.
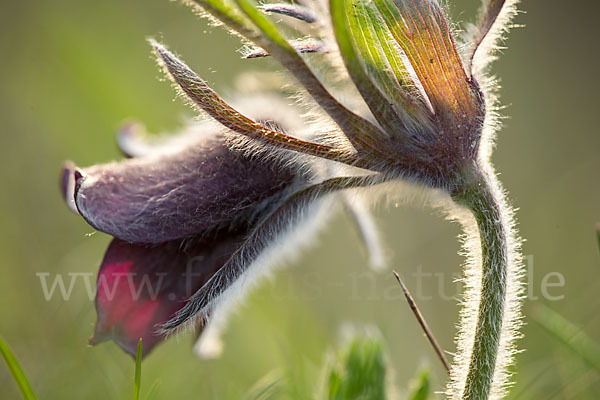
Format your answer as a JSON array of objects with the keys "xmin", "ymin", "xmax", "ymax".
[
  {"xmin": 70, "ymin": 133, "xmax": 297, "ymax": 243},
  {"xmin": 162, "ymin": 176, "xmax": 375, "ymax": 331},
  {"xmin": 90, "ymin": 227, "xmax": 248, "ymax": 357}
]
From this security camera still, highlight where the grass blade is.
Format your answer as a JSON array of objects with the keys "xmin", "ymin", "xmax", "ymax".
[
  {"xmin": 0, "ymin": 337, "xmax": 37, "ymax": 400},
  {"xmin": 532, "ymin": 304, "xmax": 600, "ymax": 373},
  {"xmin": 134, "ymin": 338, "xmax": 143, "ymax": 400}
]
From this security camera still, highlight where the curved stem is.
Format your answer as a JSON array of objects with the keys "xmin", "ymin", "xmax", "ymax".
[{"xmin": 452, "ymin": 169, "xmax": 510, "ymax": 400}]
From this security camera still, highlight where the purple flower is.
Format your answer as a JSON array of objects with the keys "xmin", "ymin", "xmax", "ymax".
[
  {"xmin": 62, "ymin": 107, "xmax": 378, "ymax": 357},
  {"xmin": 61, "ymin": 5, "xmax": 522, "ymax": 391}
]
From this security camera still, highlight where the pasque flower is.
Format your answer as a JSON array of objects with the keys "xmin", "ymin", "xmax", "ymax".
[{"xmin": 62, "ymin": 0, "xmax": 522, "ymax": 398}]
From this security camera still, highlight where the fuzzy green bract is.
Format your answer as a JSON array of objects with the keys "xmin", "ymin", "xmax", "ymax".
[{"xmin": 330, "ymin": 0, "xmax": 420, "ymax": 135}]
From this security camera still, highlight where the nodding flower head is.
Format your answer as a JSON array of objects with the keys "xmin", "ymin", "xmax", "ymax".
[{"xmin": 61, "ymin": 0, "xmax": 519, "ymax": 367}]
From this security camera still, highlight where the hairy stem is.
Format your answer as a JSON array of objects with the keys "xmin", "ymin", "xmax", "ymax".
[{"xmin": 451, "ymin": 167, "xmax": 515, "ymax": 400}]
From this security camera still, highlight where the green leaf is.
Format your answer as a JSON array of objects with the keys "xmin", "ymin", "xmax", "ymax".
[
  {"xmin": 533, "ymin": 304, "xmax": 600, "ymax": 373},
  {"xmin": 407, "ymin": 369, "xmax": 431, "ymax": 400},
  {"xmin": 134, "ymin": 338, "xmax": 142, "ymax": 400},
  {"xmin": 330, "ymin": 0, "xmax": 425, "ymax": 135},
  {"xmin": 0, "ymin": 337, "xmax": 37, "ymax": 400}
]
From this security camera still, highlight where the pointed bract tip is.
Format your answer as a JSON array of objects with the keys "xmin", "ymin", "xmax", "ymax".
[
  {"xmin": 148, "ymin": 39, "xmax": 172, "ymax": 64},
  {"xmin": 149, "ymin": 40, "xmax": 186, "ymax": 79},
  {"xmin": 147, "ymin": 38, "xmax": 161, "ymax": 51}
]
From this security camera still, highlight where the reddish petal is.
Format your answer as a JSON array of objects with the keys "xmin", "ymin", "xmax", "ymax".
[{"xmin": 91, "ymin": 228, "xmax": 247, "ymax": 357}]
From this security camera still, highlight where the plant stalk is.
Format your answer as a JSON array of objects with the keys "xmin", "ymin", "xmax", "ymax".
[{"xmin": 452, "ymin": 168, "xmax": 510, "ymax": 400}]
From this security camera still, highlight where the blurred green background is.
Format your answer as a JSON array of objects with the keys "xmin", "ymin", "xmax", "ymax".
[{"xmin": 1, "ymin": 0, "xmax": 599, "ymax": 398}]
